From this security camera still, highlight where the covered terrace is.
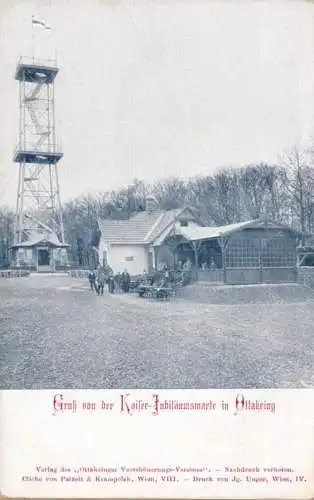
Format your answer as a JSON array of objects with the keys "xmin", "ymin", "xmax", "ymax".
[{"xmin": 154, "ymin": 219, "xmax": 301, "ymax": 285}]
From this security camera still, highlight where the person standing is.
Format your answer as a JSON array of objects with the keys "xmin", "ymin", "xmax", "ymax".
[
  {"xmin": 105, "ymin": 264, "xmax": 115, "ymax": 294},
  {"xmin": 115, "ymin": 272, "xmax": 122, "ymax": 292},
  {"xmin": 164, "ymin": 266, "xmax": 170, "ymax": 279},
  {"xmin": 88, "ymin": 269, "xmax": 96, "ymax": 292},
  {"xmin": 176, "ymin": 260, "xmax": 183, "ymax": 271},
  {"xmin": 121, "ymin": 269, "xmax": 130, "ymax": 293},
  {"xmin": 96, "ymin": 265, "xmax": 106, "ymax": 296},
  {"xmin": 209, "ymin": 258, "xmax": 217, "ymax": 269}
]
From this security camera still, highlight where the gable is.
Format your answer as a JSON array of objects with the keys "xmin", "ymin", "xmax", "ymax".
[
  {"xmin": 147, "ymin": 207, "xmax": 200, "ymax": 243},
  {"xmin": 176, "ymin": 207, "xmax": 198, "ymax": 222}
]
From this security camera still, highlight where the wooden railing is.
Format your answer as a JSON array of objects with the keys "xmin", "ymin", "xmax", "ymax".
[
  {"xmin": 197, "ymin": 269, "xmax": 224, "ymax": 282},
  {"xmin": 0, "ymin": 269, "xmax": 30, "ymax": 278},
  {"xmin": 68, "ymin": 269, "xmax": 90, "ymax": 279}
]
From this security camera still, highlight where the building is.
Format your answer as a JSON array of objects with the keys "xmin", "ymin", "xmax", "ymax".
[
  {"xmin": 97, "ymin": 197, "xmax": 200, "ymax": 275},
  {"xmin": 11, "ymin": 229, "xmax": 69, "ymax": 272},
  {"xmin": 98, "ymin": 202, "xmax": 302, "ymax": 284},
  {"xmin": 174, "ymin": 218, "xmax": 301, "ymax": 284}
]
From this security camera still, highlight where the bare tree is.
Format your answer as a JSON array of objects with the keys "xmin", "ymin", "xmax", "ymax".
[
  {"xmin": 210, "ymin": 169, "xmax": 242, "ymax": 224},
  {"xmin": 0, "ymin": 206, "xmax": 14, "ymax": 265},
  {"xmin": 151, "ymin": 178, "xmax": 189, "ymax": 210},
  {"xmin": 280, "ymin": 146, "xmax": 314, "ymax": 241}
]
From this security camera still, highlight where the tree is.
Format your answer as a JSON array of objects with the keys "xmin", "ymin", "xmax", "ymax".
[
  {"xmin": 211, "ymin": 169, "xmax": 242, "ymax": 224},
  {"xmin": 280, "ymin": 146, "xmax": 314, "ymax": 241},
  {"xmin": 0, "ymin": 206, "xmax": 14, "ymax": 266},
  {"xmin": 236, "ymin": 163, "xmax": 288, "ymax": 220},
  {"xmin": 151, "ymin": 178, "xmax": 189, "ymax": 210}
]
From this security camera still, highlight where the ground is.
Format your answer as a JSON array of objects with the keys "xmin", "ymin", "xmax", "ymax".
[{"xmin": 1, "ymin": 274, "xmax": 314, "ymax": 389}]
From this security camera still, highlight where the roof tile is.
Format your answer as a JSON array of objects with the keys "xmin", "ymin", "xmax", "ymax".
[
  {"xmin": 99, "ymin": 210, "xmax": 166, "ymax": 244},
  {"xmin": 98, "ymin": 207, "xmax": 199, "ymax": 245}
]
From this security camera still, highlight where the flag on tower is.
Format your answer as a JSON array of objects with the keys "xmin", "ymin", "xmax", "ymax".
[{"xmin": 32, "ymin": 15, "xmax": 52, "ymax": 30}]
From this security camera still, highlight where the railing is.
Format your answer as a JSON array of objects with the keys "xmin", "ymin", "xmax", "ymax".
[
  {"xmin": 68, "ymin": 269, "xmax": 90, "ymax": 279},
  {"xmin": 197, "ymin": 269, "xmax": 224, "ymax": 282},
  {"xmin": 18, "ymin": 56, "xmax": 58, "ymax": 68},
  {"xmin": 14, "ymin": 143, "xmax": 63, "ymax": 155},
  {"xmin": 0, "ymin": 269, "xmax": 30, "ymax": 278}
]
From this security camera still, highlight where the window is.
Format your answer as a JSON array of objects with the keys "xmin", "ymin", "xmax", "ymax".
[
  {"xmin": 226, "ymin": 238, "xmax": 260, "ymax": 268},
  {"xmin": 225, "ymin": 236, "xmax": 296, "ymax": 268},
  {"xmin": 180, "ymin": 220, "xmax": 188, "ymax": 227},
  {"xmin": 125, "ymin": 256, "xmax": 134, "ymax": 262},
  {"xmin": 261, "ymin": 238, "xmax": 295, "ymax": 267}
]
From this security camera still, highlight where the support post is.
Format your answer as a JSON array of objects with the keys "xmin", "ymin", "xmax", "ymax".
[
  {"xmin": 218, "ymin": 237, "xmax": 224, "ymax": 283},
  {"xmin": 259, "ymin": 238, "xmax": 263, "ymax": 283},
  {"xmin": 191, "ymin": 240, "xmax": 202, "ymax": 282},
  {"xmin": 193, "ymin": 241, "xmax": 198, "ymax": 281},
  {"xmin": 52, "ymin": 248, "xmax": 56, "ymax": 271},
  {"xmin": 217, "ymin": 237, "xmax": 228, "ymax": 284},
  {"xmin": 153, "ymin": 246, "xmax": 158, "ymax": 271}
]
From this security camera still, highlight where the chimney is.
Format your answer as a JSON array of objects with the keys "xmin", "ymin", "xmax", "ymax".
[{"xmin": 145, "ymin": 195, "xmax": 158, "ymax": 212}]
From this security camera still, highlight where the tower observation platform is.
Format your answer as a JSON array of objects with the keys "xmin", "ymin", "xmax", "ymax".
[
  {"xmin": 15, "ymin": 57, "xmax": 59, "ymax": 83},
  {"xmin": 13, "ymin": 57, "xmax": 63, "ymax": 165}
]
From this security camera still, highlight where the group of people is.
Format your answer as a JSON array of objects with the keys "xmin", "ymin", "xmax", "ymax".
[
  {"xmin": 137, "ymin": 269, "xmax": 172, "ymax": 298},
  {"xmin": 88, "ymin": 261, "xmax": 193, "ymax": 297},
  {"xmin": 88, "ymin": 265, "xmax": 131, "ymax": 296}
]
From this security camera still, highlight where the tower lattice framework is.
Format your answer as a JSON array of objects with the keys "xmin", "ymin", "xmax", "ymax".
[{"xmin": 13, "ymin": 57, "xmax": 65, "ymax": 245}]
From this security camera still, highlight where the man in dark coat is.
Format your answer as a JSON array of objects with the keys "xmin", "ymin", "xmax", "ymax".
[
  {"xmin": 105, "ymin": 264, "xmax": 115, "ymax": 294},
  {"xmin": 96, "ymin": 265, "xmax": 106, "ymax": 296},
  {"xmin": 88, "ymin": 269, "xmax": 96, "ymax": 292},
  {"xmin": 121, "ymin": 269, "xmax": 131, "ymax": 293}
]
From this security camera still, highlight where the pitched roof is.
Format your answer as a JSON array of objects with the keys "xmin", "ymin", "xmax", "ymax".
[
  {"xmin": 144, "ymin": 208, "xmax": 183, "ymax": 242},
  {"xmin": 12, "ymin": 230, "xmax": 69, "ymax": 248},
  {"xmin": 178, "ymin": 218, "xmax": 303, "ymax": 241},
  {"xmin": 98, "ymin": 207, "xmax": 194, "ymax": 245}
]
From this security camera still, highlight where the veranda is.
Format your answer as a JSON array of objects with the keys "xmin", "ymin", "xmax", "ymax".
[{"xmin": 156, "ymin": 219, "xmax": 301, "ymax": 285}]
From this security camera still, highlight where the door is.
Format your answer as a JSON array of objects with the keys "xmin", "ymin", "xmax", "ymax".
[{"xmin": 38, "ymin": 249, "xmax": 50, "ymax": 266}]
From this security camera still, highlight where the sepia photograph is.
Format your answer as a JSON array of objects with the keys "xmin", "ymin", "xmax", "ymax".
[{"xmin": 1, "ymin": 0, "xmax": 314, "ymax": 391}]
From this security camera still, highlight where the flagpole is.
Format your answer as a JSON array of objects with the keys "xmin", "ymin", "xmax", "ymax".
[{"xmin": 31, "ymin": 16, "xmax": 35, "ymax": 62}]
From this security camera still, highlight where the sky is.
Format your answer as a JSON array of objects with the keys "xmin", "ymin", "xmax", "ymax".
[{"xmin": 0, "ymin": 0, "xmax": 313, "ymax": 208}]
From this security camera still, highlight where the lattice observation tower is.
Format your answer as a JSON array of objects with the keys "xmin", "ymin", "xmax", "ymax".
[{"xmin": 12, "ymin": 55, "xmax": 69, "ymax": 271}]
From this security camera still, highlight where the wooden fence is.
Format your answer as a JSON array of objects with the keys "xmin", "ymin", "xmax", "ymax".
[
  {"xmin": 297, "ymin": 267, "xmax": 314, "ymax": 288},
  {"xmin": 0, "ymin": 269, "xmax": 30, "ymax": 278},
  {"xmin": 67, "ymin": 269, "xmax": 90, "ymax": 279}
]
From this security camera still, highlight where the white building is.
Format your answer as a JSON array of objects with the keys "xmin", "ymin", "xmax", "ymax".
[{"xmin": 97, "ymin": 198, "xmax": 201, "ymax": 275}]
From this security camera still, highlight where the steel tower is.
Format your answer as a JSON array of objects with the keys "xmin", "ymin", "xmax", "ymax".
[{"xmin": 13, "ymin": 56, "xmax": 65, "ymax": 247}]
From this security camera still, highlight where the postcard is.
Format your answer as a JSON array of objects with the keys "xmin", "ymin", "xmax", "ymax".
[{"xmin": 1, "ymin": 0, "xmax": 314, "ymax": 498}]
